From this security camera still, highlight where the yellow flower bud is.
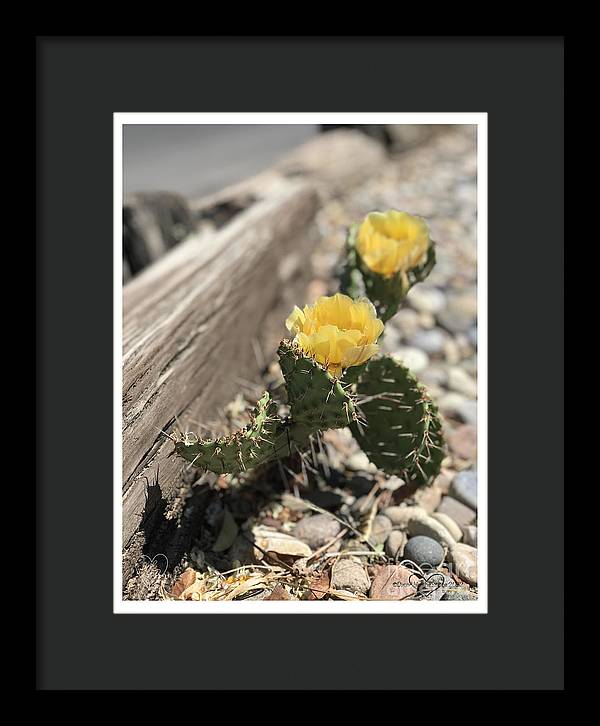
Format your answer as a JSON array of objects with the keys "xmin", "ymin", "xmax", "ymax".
[
  {"xmin": 285, "ymin": 293, "xmax": 384, "ymax": 378},
  {"xmin": 356, "ymin": 210, "xmax": 430, "ymax": 278}
]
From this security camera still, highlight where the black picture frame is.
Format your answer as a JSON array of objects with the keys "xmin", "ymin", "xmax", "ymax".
[{"xmin": 37, "ymin": 36, "xmax": 564, "ymax": 691}]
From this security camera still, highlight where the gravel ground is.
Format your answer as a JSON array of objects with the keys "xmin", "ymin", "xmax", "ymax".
[{"xmin": 125, "ymin": 125, "xmax": 479, "ymax": 602}]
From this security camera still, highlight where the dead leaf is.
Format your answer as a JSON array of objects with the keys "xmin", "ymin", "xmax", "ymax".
[
  {"xmin": 170, "ymin": 568, "xmax": 198, "ymax": 599},
  {"xmin": 265, "ymin": 584, "xmax": 294, "ymax": 600},
  {"xmin": 307, "ymin": 570, "xmax": 330, "ymax": 600}
]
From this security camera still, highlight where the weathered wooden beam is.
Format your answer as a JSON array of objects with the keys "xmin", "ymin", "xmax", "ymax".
[{"xmin": 122, "ymin": 179, "xmax": 319, "ymax": 548}]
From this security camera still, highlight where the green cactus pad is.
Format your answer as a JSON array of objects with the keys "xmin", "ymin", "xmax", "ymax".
[
  {"xmin": 350, "ymin": 355, "xmax": 445, "ymax": 485},
  {"xmin": 174, "ymin": 391, "xmax": 285, "ymax": 474},
  {"xmin": 340, "ymin": 224, "xmax": 436, "ymax": 322},
  {"xmin": 278, "ymin": 340, "xmax": 356, "ymax": 431}
]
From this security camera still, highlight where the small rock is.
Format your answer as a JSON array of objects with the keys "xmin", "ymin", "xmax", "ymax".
[
  {"xmin": 436, "ymin": 496, "xmax": 476, "ymax": 528},
  {"xmin": 407, "ymin": 328, "xmax": 447, "ymax": 355},
  {"xmin": 438, "ymin": 392, "xmax": 477, "ymax": 426},
  {"xmin": 451, "ymin": 469, "xmax": 477, "ymax": 509},
  {"xmin": 393, "ymin": 308, "xmax": 420, "ymax": 337},
  {"xmin": 252, "ymin": 527, "xmax": 313, "ymax": 559},
  {"xmin": 346, "ymin": 451, "xmax": 377, "ymax": 473},
  {"xmin": 437, "ymin": 293, "xmax": 477, "ymax": 333},
  {"xmin": 449, "ymin": 543, "xmax": 478, "ymax": 585},
  {"xmin": 443, "ymin": 338, "xmax": 462, "ymax": 364},
  {"xmin": 431, "ymin": 512, "xmax": 463, "ymax": 542},
  {"xmin": 380, "ymin": 475, "xmax": 405, "ymax": 492},
  {"xmin": 462, "ymin": 525, "xmax": 478, "ymax": 547},
  {"xmin": 442, "ymin": 588, "xmax": 477, "ymax": 601},
  {"xmin": 404, "ymin": 535, "xmax": 445, "ymax": 567},
  {"xmin": 347, "ymin": 475, "xmax": 375, "ymax": 497},
  {"xmin": 408, "ymin": 285, "xmax": 446, "ymax": 314},
  {"xmin": 420, "ymin": 365, "xmax": 448, "ymax": 388},
  {"xmin": 368, "ymin": 515, "xmax": 393, "ymax": 545},
  {"xmin": 468, "ymin": 325, "xmax": 477, "ymax": 348},
  {"xmin": 351, "ymin": 494, "xmax": 376, "ymax": 515},
  {"xmin": 447, "ymin": 366, "xmax": 478, "ymax": 398},
  {"xmin": 330, "ymin": 559, "xmax": 370, "ymax": 594},
  {"xmin": 434, "ymin": 471, "xmax": 453, "ymax": 494},
  {"xmin": 383, "ymin": 505, "xmax": 428, "ymax": 527},
  {"xmin": 407, "ymin": 516, "xmax": 457, "ymax": 548},
  {"xmin": 227, "ymin": 533, "xmax": 258, "ymax": 566},
  {"xmin": 281, "ymin": 493, "xmax": 311, "ymax": 512},
  {"xmin": 369, "ymin": 564, "xmax": 417, "ymax": 600},
  {"xmin": 384, "ymin": 530, "xmax": 407, "ymax": 559},
  {"xmin": 413, "ymin": 483, "xmax": 443, "ymax": 514},
  {"xmin": 448, "ymin": 424, "xmax": 477, "ymax": 460},
  {"xmin": 417, "ymin": 571, "xmax": 454, "ymax": 600},
  {"xmin": 392, "ymin": 347, "xmax": 429, "ymax": 373},
  {"xmin": 293, "ymin": 514, "xmax": 341, "ymax": 550}
]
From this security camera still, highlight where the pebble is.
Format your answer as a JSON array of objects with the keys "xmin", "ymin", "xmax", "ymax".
[
  {"xmin": 451, "ymin": 469, "xmax": 478, "ymax": 509},
  {"xmin": 438, "ymin": 393, "xmax": 477, "ymax": 426},
  {"xmin": 380, "ymin": 475, "xmax": 405, "ymax": 492},
  {"xmin": 369, "ymin": 515, "xmax": 393, "ymax": 545},
  {"xmin": 383, "ymin": 505, "xmax": 428, "ymax": 527},
  {"xmin": 468, "ymin": 325, "xmax": 477, "ymax": 348},
  {"xmin": 449, "ymin": 543, "xmax": 478, "ymax": 585},
  {"xmin": 392, "ymin": 347, "xmax": 430, "ymax": 373},
  {"xmin": 441, "ymin": 588, "xmax": 477, "ymax": 601},
  {"xmin": 393, "ymin": 308, "xmax": 421, "ymax": 337},
  {"xmin": 462, "ymin": 525, "xmax": 478, "ymax": 547},
  {"xmin": 406, "ymin": 328, "xmax": 447, "ymax": 355},
  {"xmin": 252, "ymin": 527, "xmax": 313, "ymax": 559},
  {"xmin": 417, "ymin": 571, "xmax": 454, "ymax": 600},
  {"xmin": 438, "ymin": 294, "xmax": 477, "ymax": 333},
  {"xmin": 293, "ymin": 514, "xmax": 341, "ymax": 550},
  {"xmin": 346, "ymin": 451, "xmax": 377, "ymax": 473},
  {"xmin": 448, "ymin": 424, "xmax": 477, "ymax": 460},
  {"xmin": 404, "ymin": 535, "xmax": 445, "ymax": 567},
  {"xmin": 407, "ymin": 285, "xmax": 447, "ymax": 314},
  {"xmin": 347, "ymin": 475, "xmax": 376, "ymax": 497},
  {"xmin": 431, "ymin": 512, "xmax": 463, "ymax": 542},
  {"xmin": 281, "ymin": 493, "xmax": 311, "ymax": 512},
  {"xmin": 369, "ymin": 564, "xmax": 417, "ymax": 600},
  {"xmin": 407, "ymin": 516, "xmax": 457, "ymax": 548},
  {"xmin": 384, "ymin": 530, "xmax": 407, "ymax": 559},
  {"xmin": 330, "ymin": 559, "xmax": 371, "ymax": 594},
  {"xmin": 436, "ymin": 496, "xmax": 476, "ymax": 528},
  {"xmin": 447, "ymin": 366, "xmax": 478, "ymax": 398},
  {"xmin": 420, "ymin": 365, "xmax": 448, "ymax": 388},
  {"xmin": 413, "ymin": 483, "xmax": 443, "ymax": 514}
]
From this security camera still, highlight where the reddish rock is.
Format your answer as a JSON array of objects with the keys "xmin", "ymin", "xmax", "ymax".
[
  {"xmin": 448, "ymin": 424, "xmax": 477, "ymax": 460},
  {"xmin": 369, "ymin": 565, "xmax": 418, "ymax": 601}
]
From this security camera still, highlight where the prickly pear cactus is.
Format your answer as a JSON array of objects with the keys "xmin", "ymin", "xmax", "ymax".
[
  {"xmin": 175, "ymin": 341, "xmax": 357, "ymax": 475},
  {"xmin": 340, "ymin": 223, "xmax": 436, "ymax": 323},
  {"xmin": 350, "ymin": 355, "xmax": 445, "ymax": 485}
]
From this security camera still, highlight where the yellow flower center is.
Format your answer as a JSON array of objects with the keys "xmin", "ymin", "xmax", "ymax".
[
  {"xmin": 356, "ymin": 210, "xmax": 430, "ymax": 278},
  {"xmin": 285, "ymin": 293, "xmax": 384, "ymax": 378}
]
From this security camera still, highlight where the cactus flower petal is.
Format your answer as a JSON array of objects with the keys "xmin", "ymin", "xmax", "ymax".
[
  {"xmin": 286, "ymin": 293, "xmax": 383, "ymax": 378},
  {"xmin": 356, "ymin": 209, "xmax": 430, "ymax": 277}
]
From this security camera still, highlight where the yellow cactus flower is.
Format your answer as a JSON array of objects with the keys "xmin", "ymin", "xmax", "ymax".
[
  {"xmin": 356, "ymin": 210, "xmax": 430, "ymax": 278},
  {"xmin": 285, "ymin": 293, "xmax": 384, "ymax": 378}
]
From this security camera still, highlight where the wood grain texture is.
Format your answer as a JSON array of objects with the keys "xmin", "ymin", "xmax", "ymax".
[{"xmin": 122, "ymin": 180, "xmax": 319, "ymax": 547}]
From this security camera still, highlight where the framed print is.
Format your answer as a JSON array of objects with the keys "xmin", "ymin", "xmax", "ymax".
[
  {"xmin": 37, "ymin": 37, "xmax": 563, "ymax": 691},
  {"xmin": 115, "ymin": 113, "xmax": 488, "ymax": 614}
]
